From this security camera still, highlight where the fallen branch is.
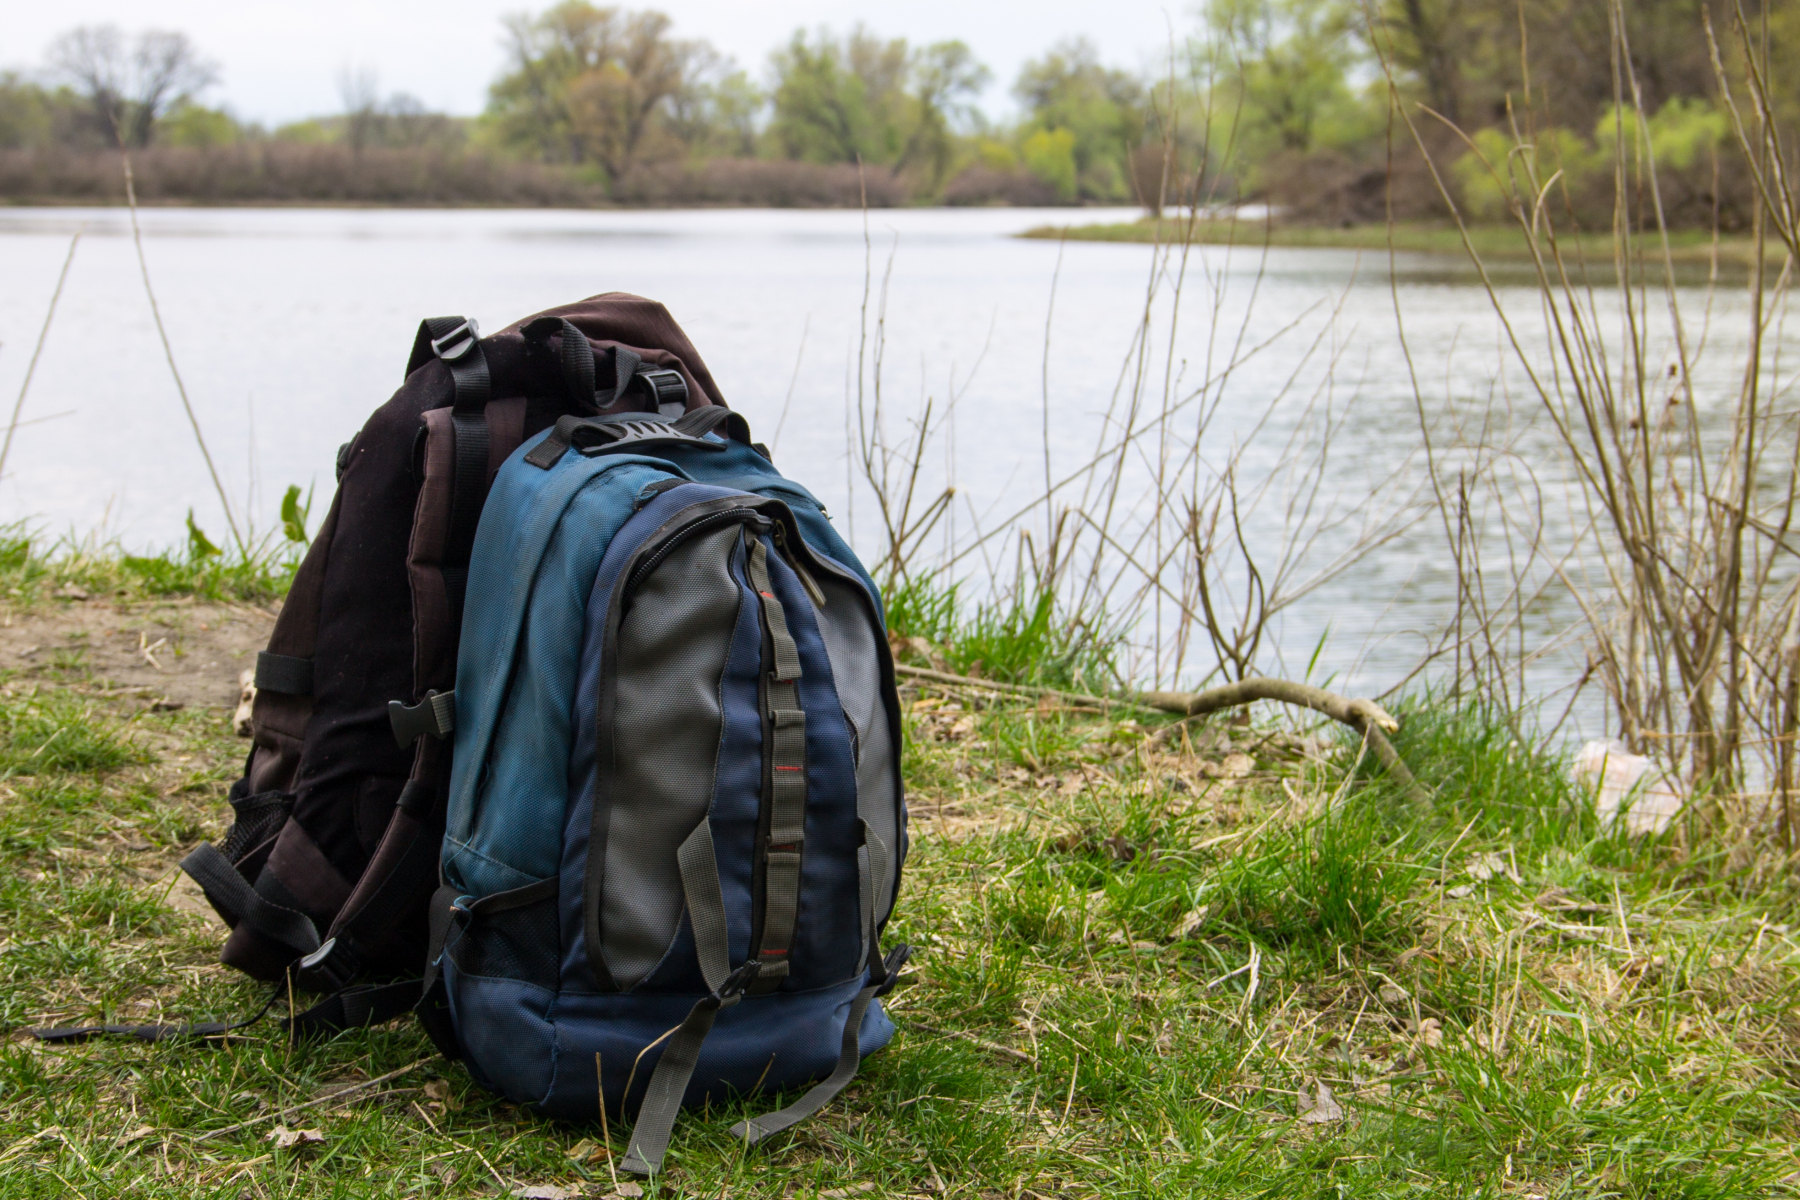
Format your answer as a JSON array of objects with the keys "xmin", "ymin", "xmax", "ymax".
[
  {"xmin": 1138, "ymin": 679, "xmax": 1430, "ymax": 808},
  {"xmin": 892, "ymin": 663, "xmax": 1147, "ymax": 711},
  {"xmin": 892, "ymin": 662, "xmax": 1431, "ymax": 808}
]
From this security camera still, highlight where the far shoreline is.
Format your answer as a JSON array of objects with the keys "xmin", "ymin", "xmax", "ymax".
[{"xmin": 1020, "ymin": 216, "xmax": 1776, "ymax": 268}]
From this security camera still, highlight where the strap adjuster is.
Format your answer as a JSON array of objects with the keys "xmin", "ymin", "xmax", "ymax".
[
  {"xmin": 624, "ymin": 367, "xmax": 688, "ymax": 411},
  {"xmin": 389, "ymin": 689, "xmax": 456, "ymax": 748},
  {"xmin": 712, "ymin": 960, "xmax": 762, "ymax": 1010},
  {"xmin": 430, "ymin": 319, "xmax": 481, "ymax": 363},
  {"xmin": 295, "ymin": 935, "xmax": 359, "ymax": 993}
]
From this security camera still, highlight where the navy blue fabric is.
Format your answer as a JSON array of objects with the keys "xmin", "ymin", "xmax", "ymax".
[
  {"xmin": 445, "ymin": 955, "xmax": 892, "ymax": 1117},
  {"xmin": 648, "ymin": 441, "xmax": 882, "ymax": 620},
  {"xmin": 754, "ymin": 538, "xmax": 864, "ymax": 989}
]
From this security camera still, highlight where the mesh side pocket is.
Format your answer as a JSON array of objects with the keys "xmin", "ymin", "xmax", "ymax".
[
  {"xmin": 450, "ymin": 893, "xmax": 561, "ymax": 990},
  {"xmin": 217, "ymin": 781, "xmax": 294, "ymax": 866}
]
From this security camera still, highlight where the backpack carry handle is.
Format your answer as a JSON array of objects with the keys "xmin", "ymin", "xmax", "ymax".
[{"xmin": 523, "ymin": 407, "xmax": 754, "ymax": 470}]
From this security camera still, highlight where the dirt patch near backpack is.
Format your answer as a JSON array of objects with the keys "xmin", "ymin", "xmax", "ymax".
[{"xmin": 0, "ymin": 594, "xmax": 277, "ymax": 713}]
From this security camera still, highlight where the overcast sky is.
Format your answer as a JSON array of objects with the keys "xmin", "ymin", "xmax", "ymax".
[{"xmin": 7, "ymin": 1, "xmax": 1194, "ymax": 128}]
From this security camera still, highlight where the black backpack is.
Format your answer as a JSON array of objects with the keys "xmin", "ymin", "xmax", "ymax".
[{"xmin": 177, "ymin": 294, "xmax": 736, "ymax": 1035}]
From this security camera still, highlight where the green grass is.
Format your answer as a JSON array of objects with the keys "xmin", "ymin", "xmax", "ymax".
[
  {"xmin": 0, "ymin": 522, "xmax": 301, "ymax": 608},
  {"xmin": 0, "ymin": 604, "xmax": 1796, "ymax": 1196},
  {"xmin": 885, "ymin": 574, "xmax": 1121, "ymax": 691},
  {"xmin": 1020, "ymin": 216, "xmax": 1774, "ymax": 269}
]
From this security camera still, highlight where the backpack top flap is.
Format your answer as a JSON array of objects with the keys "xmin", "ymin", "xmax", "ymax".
[{"xmin": 498, "ymin": 292, "xmax": 727, "ymax": 413}]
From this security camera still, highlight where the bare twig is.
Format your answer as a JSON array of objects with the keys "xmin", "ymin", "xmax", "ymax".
[
  {"xmin": 121, "ymin": 154, "xmax": 243, "ymax": 553},
  {"xmin": 189, "ymin": 1056, "xmax": 433, "ymax": 1142},
  {"xmin": 1, "ymin": 226, "xmax": 83, "ymax": 485},
  {"xmin": 904, "ymin": 1021, "xmax": 1036, "ymax": 1065}
]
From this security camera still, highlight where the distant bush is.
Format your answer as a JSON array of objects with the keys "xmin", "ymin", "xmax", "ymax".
[
  {"xmin": 0, "ymin": 144, "xmax": 604, "ymax": 206},
  {"xmin": 610, "ymin": 157, "xmax": 908, "ymax": 207}
]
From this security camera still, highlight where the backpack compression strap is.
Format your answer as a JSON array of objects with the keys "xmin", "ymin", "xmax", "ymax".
[
  {"xmin": 729, "ymin": 943, "xmax": 910, "ymax": 1148},
  {"xmin": 618, "ymin": 821, "xmax": 761, "ymax": 1176},
  {"xmin": 415, "ymin": 316, "xmax": 492, "ymax": 619},
  {"xmin": 745, "ymin": 535, "xmax": 805, "ymax": 994}
]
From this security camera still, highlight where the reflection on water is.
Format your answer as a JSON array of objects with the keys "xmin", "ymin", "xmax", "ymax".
[{"xmin": 0, "ymin": 206, "xmax": 1780, "ymax": 717}]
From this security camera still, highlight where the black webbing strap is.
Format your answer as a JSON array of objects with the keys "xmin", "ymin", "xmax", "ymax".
[
  {"xmin": 729, "ymin": 944, "xmax": 911, "ymax": 1148},
  {"xmin": 608, "ymin": 346, "xmax": 643, "ymax": 407},
  {"xmin": 419, "ymin": 316, "xmax": 492, "ymax": 619},
  {"xmin": 32, "ymin": 985, "xmax": 283, "ymax": 1045},
  {"xmin": 294, "ymin": 815, "xmax": 446, "ymax": 995},
  {"xmin": 253, "ymin": 651, "xmax": 313, "ymax": 696},
  {"xmin": 416, "ymin": 883, "xmax": 467, "ymax": 1060},
  {"xmin": 672, "ymin": 404, "xmax": 754, "ymax": 446},
  {"xmin": 522, "ymin": 316, "xmax": 598, "ymax": 409},
  {"xmin": 746, "ymin": 536, "xmax": 805, "ymax": 994},
  {"xmin": 619, "ymin": 831, "xmax": 758, "ymax": 1176},
  {"xmin": 284, "ymin": 979, "xmax": 422, "ymax": 1040},
  {"xmin": 179, "ymin": 842, "xmax": 321, "ymax": 956}
]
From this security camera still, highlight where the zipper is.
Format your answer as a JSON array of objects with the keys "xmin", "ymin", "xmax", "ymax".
[
  {"xmin": 772, "ymin": 522, "xmax": 827, "ymax": 608},
  {"xmin": 624, "ymin": 507, "xmax": 764, "ymax": 599}
]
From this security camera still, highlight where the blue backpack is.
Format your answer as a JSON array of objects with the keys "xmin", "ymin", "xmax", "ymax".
[{"xmin": 423, "ymin": 408, "xmax": 909, "ymax": 1175}]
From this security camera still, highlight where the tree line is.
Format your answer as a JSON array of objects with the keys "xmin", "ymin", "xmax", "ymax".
[{"xmin": 0, "ymin": 0, "xmax": 1784, "ymax": 219}]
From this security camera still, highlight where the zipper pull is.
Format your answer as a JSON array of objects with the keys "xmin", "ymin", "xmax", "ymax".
[{"xmin": 773, "ymin": 524, "xmax": 827, "ymax": 608}]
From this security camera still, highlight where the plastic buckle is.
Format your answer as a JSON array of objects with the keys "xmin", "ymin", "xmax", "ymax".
[
  {"xmin": 713, "ymin": 960, "xmax": 763, "ymax": 1010},
  {"xmin": 295, "ymin": 936, "xmax": 358, "ymax": 993},
  {"xmin": 389, "ymin": 689, "xmax": 456, "ymax": 748},
  {"xmin": 624, "ymin": 367, "xmax": 688, "ymax": 411},
  {"xmin": 873, "ymin": 944, "xmax": 912, "ymax": 996},
  {"xmin": 430, "ymin": 319, "xmax": 481, "ymax": 363}
]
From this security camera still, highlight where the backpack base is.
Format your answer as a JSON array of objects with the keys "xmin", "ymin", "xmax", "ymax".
[{"xmin": 445, "ymin": 961, "xmax": 895, "ymax": 1119}]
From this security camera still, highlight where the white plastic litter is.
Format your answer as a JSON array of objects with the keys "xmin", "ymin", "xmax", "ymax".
[{"xmin": 1570, "ymin": 740, "xmax": 1685, "ymax": 835}]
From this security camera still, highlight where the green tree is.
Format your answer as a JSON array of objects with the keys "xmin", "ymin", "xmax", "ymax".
[
  {"xmin": 485, "ymin": 2, "xmax": 717, "ymax": 180},
  {"xmin": 1201, "ymin": 0, "xmax": 1362, "ymax": 157},
  {"xmin": 769, "ymin": 27, "xmax": 910, "ymax": 165},
  {"xmin": 158, "ymin": 100, "xmax": 241, "ymax": 148},
  {"xmin": 895, "ymin": 41, "xmax": 990, "ymax": 190},
  {"xmin": 1013, "ymin": 38, "xmax": 1146, "ymax": 200}
]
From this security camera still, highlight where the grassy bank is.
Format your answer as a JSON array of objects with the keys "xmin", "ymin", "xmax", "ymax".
[
  {"xmin": 0, "ymin": 555, "xmax": 1795, "ymax": 1198},
  {"xmin": 1020, "ymin": 217, "xmax": 1773, "ymax": 267}
]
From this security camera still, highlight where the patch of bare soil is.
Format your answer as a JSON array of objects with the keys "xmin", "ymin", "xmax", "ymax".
[{"xmin": 0, "ymin": 594, "xmax": 276, "ymax": 712}]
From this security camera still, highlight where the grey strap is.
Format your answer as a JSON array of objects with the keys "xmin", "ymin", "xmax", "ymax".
[
  {"xmin": 747, "ymin": 538, "xmax": 803, "ymax": 679},
  {"xmin": 677, "ymin": 820, "xmax": 731, "ymax": 993},
  {"xmin": 253, "ymin": 651, "xmax": 313, "ymax": 696},
  {"xmin": 616, "ymin": 823, "xmax": 751, "ymax": 1175},
  {"xmin": 858, "ymin": 821, "xmax": 890, "ymax": 974},
  {"xmin": 619, "ymin": 961, "xmax": 760, "ymax": 1176},
  {"xmin": 729, "ymin": 944, "xmax": 911, "ymax": 1147},
  {"xmin": 178, "ymin": 842, "xmax": 321, "ymax": 956},
  {"xmin": 746, "ymin": 535, "xmax": 806, "ymax": 991}
]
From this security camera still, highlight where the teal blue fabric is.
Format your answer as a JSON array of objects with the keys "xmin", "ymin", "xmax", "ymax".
[{"xmin": 444, "ymin": 441, "xmax": 684, "ymax": 896}]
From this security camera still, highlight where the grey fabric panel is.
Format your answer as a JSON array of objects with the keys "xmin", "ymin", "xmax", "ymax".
[
  {"xmin": 814, "ymin": 576, "xmax": 901, "ymax": 923},
  {"xmin": 603, "ymin": 523, "xmax": 743, "ymax": 991}
]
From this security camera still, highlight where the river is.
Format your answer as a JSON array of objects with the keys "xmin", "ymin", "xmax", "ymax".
[{"xmin": 0, "ymin": 205, "xmax": 1776, "ymax": 719}]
